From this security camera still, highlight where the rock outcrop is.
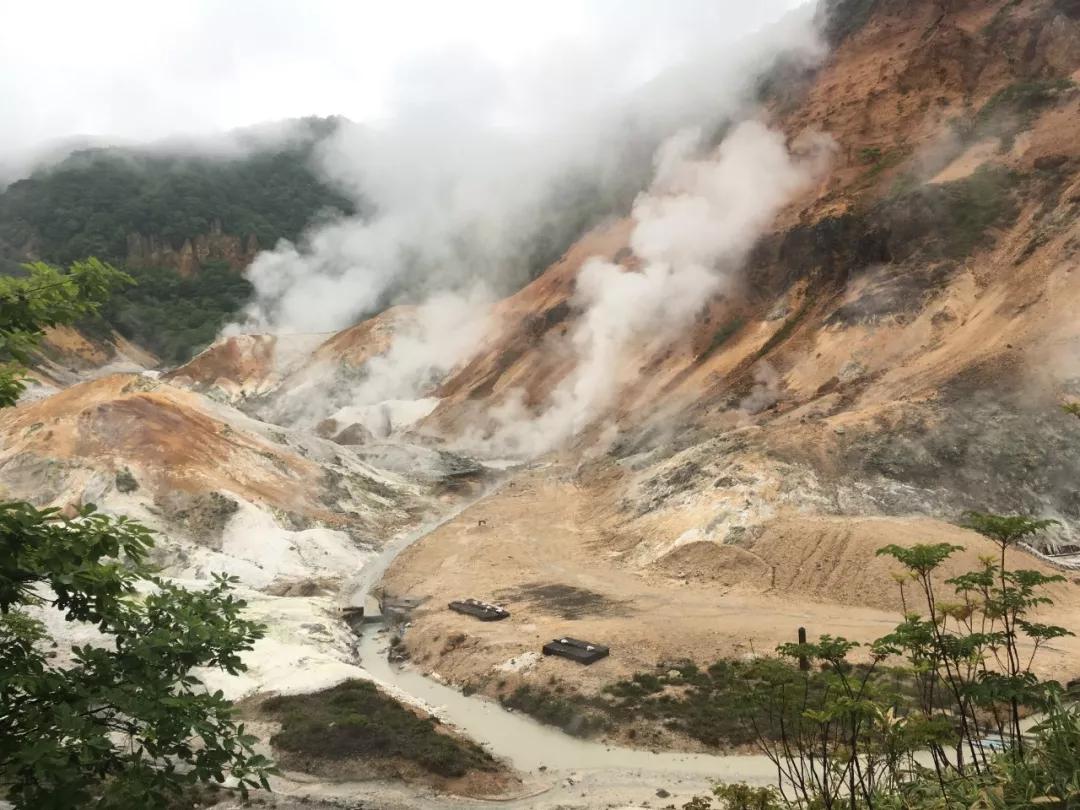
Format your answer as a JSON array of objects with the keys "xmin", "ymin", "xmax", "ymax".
[{"xmin": 125, "ymin": 220, "xmax": 259, "ymax": 277}]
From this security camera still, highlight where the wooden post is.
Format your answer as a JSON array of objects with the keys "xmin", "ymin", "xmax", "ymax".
[{"xmin": 798, "ymin": 626, "xmax": 810, "ymax": 671}]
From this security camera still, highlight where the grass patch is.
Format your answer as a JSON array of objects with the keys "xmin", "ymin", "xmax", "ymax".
[
  {"xmin": 972, "ymin": 78, "xmax": 1075, "ymax": 150},
  {"xmin": 755, "ymin": 300, "xmax": 812, "ymax": 359},
  {"xmin": 500, "ymin": 659, "xmax": 811, "ymax": 747},
  {"xmin": 698, "ymin": 317, "xmax": 745, "ymax": 361},
  {"xmin": 598, "ymin": 659, "xmax": 808, "ymax": 747},
  {"xmin": 820, "ymin": 0, "xmax": 881, "ymax": 46},
  {"xmin": 859, "ymin": 146, "xmax": 910, "ymax": 187},
  {"xmin": 859, "ymin": 147, "xmax": 884, "ymax": 165},
  {"xmin": 263, "ymin": 679, "xmax": 496, "ymax": 779},
  {"xmin": 929, "ymin": 165, "xmax": 1017, "ymax": 257},
  {"xmin": 977, "ymin": 79, "xmax": 1074, "ymax": 128},
  {"xmin": 500, "ymin": 684, "xmax": 610, "ymax": 737},
  {"xmin": 506, "ymin": 658, "xmax": 958, "ymax": 750},
  {"xmin": 882, "ymin": 165, "xmax": 1018, "ymax": 260}
]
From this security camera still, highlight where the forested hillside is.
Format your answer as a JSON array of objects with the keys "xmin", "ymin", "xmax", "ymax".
[
  {"xmin": 0, "ymin": 117, "xmax": 355, "ymax": 268},
  {"xmin": 0, "ymin": 117, "xmax": 357, "ymax": 362}
]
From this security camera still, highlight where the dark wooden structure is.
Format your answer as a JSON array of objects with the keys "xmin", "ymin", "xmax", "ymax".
[
  {"xmin": 542, "ymin": 636, "xmax": 610, "ymax": 664},
  {"xmin": 448, "ymin": 599, "xmax": 510, "ymax": 621}
]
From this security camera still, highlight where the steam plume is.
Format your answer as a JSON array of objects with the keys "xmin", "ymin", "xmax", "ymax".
[
  {"xmin": 470, "ymin": 121, "xmax": 833, "ymax": 456},
  {"xmin": 222, "ymin": 4, "xmax": 827, "ymax": 444}
]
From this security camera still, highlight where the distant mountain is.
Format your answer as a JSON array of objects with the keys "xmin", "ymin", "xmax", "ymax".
[
  {"xmin": 0, "ymin": 117, "xmax": 359, "ymax": 363},
  {"xmin": 0, "ymin": 116, "xmax": 356, "ymax": 274}
]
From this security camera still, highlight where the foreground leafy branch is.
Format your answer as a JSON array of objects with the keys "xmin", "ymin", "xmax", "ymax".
[
  {"xmin": 0, "ymin": 258, "xmax": 131, "ymax": 406},
  {"xmin": 1, "ymin": 257, "xmax": 275, "ymax": 808},
  {"xmin": 0, "ymin": 502, "xmax": 274, "ymax": 808}
]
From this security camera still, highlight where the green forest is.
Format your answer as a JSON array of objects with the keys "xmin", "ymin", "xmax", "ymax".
[
  {"xmin": 98, "ymin": 263, "xmax": 254, "ymax": 364},
  {"xmin": 0, "ymin": 118, "xmax": 357, "ymax": 363},
  {"xmin": 0, "ymin": 121, "xmax": 356, "ymax": 268},
  {"xmin": 0, "ymin": 115, "xmax": 642, "ymax": 365}
]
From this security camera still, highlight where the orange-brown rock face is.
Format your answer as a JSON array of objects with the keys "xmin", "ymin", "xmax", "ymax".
[
  {"xmin": 126, "ymin": 220, "xmax": 259, "ymax": 277},
  {"xmin": 405, "ymin": 0, "xmax": 1080, "ymax": 522},
  {"xmin": 0, "ymin": 374, "xmax": 317, "ymax": 508}
]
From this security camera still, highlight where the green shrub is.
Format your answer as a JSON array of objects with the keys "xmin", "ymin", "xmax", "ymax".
[
  {"xmin": 935, "ymin": 165, "xmax": 1018, "ymax": 257},
  {"xmin": 858, "ymin": 146, "xmax": 911, "ymax": 187},
  {"xmin": 698, "ymin": 318, "xmax": 745, "ymax": 361},
  {"xmin": 114, "ymin": 467, "xmax": 139, "ymax": 493},
  {"xmin": 499, "ymin": 685, "xmax": 608, "ymax": 737},
  {"xmin": 756, "ymin": 300, "xmax": 812, "ymax": 359},
  {"xmin": 264, "ymin": 679, "xmax": 495, "ymax": 779},
  {"xmin": 974, "ymin": 78, "xmax": 1075, "ymax": 149},
  {"xmin": 883, "ymin": 165, "xmax": 1018, "ymax": 259}
]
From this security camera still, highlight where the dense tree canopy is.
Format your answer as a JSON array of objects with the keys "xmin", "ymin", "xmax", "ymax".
[
  {"xmin": 0, "ymin": 120, "xmax": 360, "ymax": 363},
  {"xmin": 100, "ymin": 262, "xmax": 254, "ymax": 364},
  {"xmin": 0, "ymin": 120, "xmax": 356, "ymax": 269},
  {"xmin": 0, "ymin": 259, "xmax": 274, "ymax": 807}
]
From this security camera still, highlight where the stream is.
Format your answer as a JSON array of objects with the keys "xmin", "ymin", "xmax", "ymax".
[
  {"xmin": 357, "ymin": 626, "xmax": 778, "ymax": 782},
  {"xmin": 344, "ymin": 478, "xmax": 780, "ymax": 785}
]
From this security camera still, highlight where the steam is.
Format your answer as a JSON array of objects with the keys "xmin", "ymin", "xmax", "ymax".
[
  {"xmin": 256, "ymin": 287, "xmax": 493, "ymax": 435},
  {"xmin": 217, "ymin": 4, "xmax": 828, "ymax": 446},
  {"xmin": 469, "ymin": 122, "xmax": 832, "ymax": 456},
  {"xmin": 227, "ymin": 5, "xmax": 823, "ymax": 335}
]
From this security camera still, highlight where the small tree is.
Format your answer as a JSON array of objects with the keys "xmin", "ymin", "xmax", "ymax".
[
  {"xmin": 739, "ymin": 515, "xmax": 1070, "ymax": 809},
  {"xmin": 749, "ymin": 634, "xmax": 948, "ymax": 809},
  {"xmin": 0, "ymin": 259, "xmax": 132, "ymax": 407},
  {"xmin": 0, "ymin": 260, "xmax": 274, "ymax": 807}
]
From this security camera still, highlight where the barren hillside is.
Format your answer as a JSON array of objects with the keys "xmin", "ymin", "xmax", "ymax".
[
  {"xmin": 141, "ymin": 0, "xmax": 1080, "ymax": 694},
  {"xmin": 364, "ymin": 0, "xmax": 1080, "ymax": 711}
]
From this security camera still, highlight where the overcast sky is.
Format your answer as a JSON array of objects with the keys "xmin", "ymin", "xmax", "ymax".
[{"xmin": 1, "ymin": 0, "xmax": 807, "ymax": 158}]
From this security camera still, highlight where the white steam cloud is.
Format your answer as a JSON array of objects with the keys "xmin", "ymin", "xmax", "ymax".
[
  {"xmin": 469, "ymin": 121, "xmax": 833, "ymax": 456},
  {"xmin": 228, "ymin": 5, "xmax": 823, "ymax": 335},
  {"xmin": 221, "ymin": 4, "xmax": 828, "ymax": 448}
]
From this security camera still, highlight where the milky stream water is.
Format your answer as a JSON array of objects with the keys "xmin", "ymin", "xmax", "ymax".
[{"xmin": 344, "ymin": 476, "xmax": 779, "ymax": 783}]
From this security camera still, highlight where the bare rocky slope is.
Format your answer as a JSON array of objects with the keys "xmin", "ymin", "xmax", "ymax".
[
  {"xmin": 153, "ymin": 0, "xmax": 1080, "ymax": 724},
  {"xmin": 347, "ymin": 0, "xmax": 1080, "ymax": 722}
]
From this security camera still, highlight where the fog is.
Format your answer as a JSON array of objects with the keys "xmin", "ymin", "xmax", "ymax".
[
  {"xmin": 210, "ymin": 3, "xmax": 827, "ymax": 450},
  {"xmin": 6, "ymin": 2, "xmax": 831, "ymax": 454}
]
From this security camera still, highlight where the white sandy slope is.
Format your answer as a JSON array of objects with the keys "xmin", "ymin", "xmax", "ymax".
[
  {"xmin": 174, "ymin": 498, "xmax": 374, "ymax": 591},
  {"xmin": 194, "ymin": 588, "xmax": 368, "ymax": 700},
  {"xmin": 23, "ymin": 481, "xmax": 380, "ymax": 701}
]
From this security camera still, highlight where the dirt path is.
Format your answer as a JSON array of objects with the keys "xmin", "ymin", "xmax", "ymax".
[{"xmin": 380, "ymin": 466, "xmax": 1080, "ymax": 696}]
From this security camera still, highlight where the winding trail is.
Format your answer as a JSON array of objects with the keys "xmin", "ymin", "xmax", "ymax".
[{"xmin": 341, "ymin": 475, "xmax": 781, "ymax": 803}]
